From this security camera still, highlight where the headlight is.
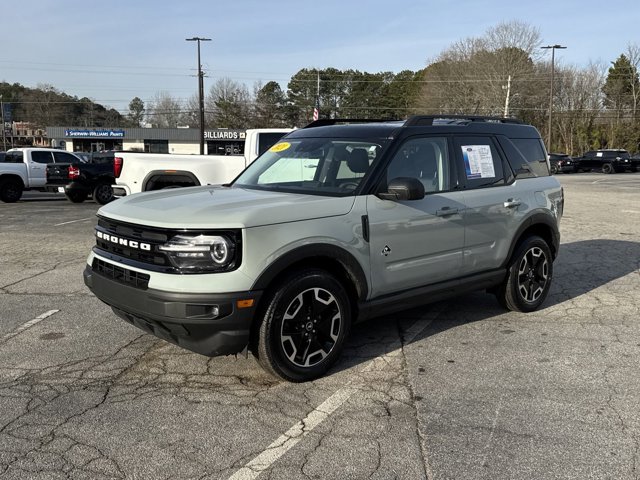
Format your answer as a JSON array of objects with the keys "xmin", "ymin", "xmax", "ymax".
[{"xmin": 159, "ymin": 234, "xmax": 236, "ymax": 272}]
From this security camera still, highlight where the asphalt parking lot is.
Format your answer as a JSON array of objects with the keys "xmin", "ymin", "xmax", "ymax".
[{"xmin": 1, "ymin": 173, "xmax": 639, "ymax": 480}]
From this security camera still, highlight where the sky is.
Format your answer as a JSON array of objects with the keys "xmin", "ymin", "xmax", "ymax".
[{"xmin": 1, "ymin": 0, "xmax": 638, "ymax": 114}]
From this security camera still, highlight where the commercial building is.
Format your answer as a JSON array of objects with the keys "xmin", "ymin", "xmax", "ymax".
[{"xmin": 45, "ymin": 127, "xmax": 248, "ymax": 155}]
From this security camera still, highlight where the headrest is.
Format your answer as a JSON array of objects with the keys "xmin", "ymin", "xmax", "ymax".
[{"xmin": 347, "ymin": 148, "xmax": 370, "ymax": 174}]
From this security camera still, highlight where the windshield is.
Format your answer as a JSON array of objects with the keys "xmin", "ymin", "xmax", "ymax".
[{"xmin": 233, "ymin": 138, "xmax": 384, "ymax": 196}]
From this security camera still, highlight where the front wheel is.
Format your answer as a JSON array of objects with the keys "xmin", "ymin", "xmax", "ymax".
[
  {"xmin": 496, "ymin": 236, "xmax": 553, "ymax": 312},
  {"xmin": 255, "ymin": 269, "xmax": 351, "ymax": 382},
  {"xmin": 602, "ymin": 163, "xmax": 614, "ymax": 174}
]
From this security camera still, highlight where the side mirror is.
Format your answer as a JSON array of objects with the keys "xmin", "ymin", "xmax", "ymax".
[{"xmin": 377, "ymin": 177, "xmax": 425, "ymax": 201}]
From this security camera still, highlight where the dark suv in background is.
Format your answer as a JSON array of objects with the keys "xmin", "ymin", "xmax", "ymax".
[
  {"xmin": 548, "ymin": 153, "xmax": 576, "ymax": 174},
  {"xmin": 575, "ymin": 149, "xmax": 636, "ymax": 173}
]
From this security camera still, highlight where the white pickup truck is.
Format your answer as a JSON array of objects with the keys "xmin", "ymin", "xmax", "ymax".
[
  {"xmin": 112, "ymin": 128, "xmax": 292, "ymax": 197},
  {"xmin": 0, "ymin": 148, "xmax": 84, "ymax": 202}
]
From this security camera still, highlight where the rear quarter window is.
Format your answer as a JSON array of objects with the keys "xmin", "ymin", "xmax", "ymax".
[{"xmin": 507, "ymin": 138, "xmax": 550, "ymax": 177}]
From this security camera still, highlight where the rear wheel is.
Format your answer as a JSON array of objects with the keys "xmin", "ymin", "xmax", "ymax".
[
  {"xmin": 255, "ymin": 269, "xmax": 351, "ymax": 382},
  {"xmin": 550, "ymin": 164, "xmax": 558, "ymax": 175},
  {"xmin": 92, "ymin": 182, "xmax": 114, "ymax": 204},
  {"xmin": 496, "ymin": 236, "xmax": 553, "ymax": 312},
  {"xmin": 0, "ymin": 178, "xmax": 23, "ymax": 203}
]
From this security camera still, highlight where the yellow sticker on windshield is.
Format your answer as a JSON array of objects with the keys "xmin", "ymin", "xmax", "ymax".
[{"xmin": 269, "ymin": 142, "xmax": 291, "ymax": 153}]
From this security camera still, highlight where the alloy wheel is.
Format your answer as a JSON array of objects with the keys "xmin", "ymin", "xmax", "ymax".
[
  {"xmin": 280, "ymin": 287, "xmax": 342, "ymax": 368},
  {"xmin": 517, "ymin": 247, "xmax": 549, "ymax": 303}
]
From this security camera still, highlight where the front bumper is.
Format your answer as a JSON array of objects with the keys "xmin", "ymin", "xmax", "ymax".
[{"xmin": 83, "ymin": 264, "xmax": 262, "ymax": 357}]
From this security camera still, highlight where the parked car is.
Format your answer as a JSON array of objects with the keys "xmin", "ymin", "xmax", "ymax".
[
  {"xmin": 0, "ymin": 152, "xmax": 5, "ymax": 162},
  {"xmin": 548, "ymin": 153, "xmax": 577, "ymax": 174},
  {"xmin": 0, "ymin": 148, "xmax": 84, "ymax": 202},
  {"xmin": 46, "ymin": 151, "xmax": 116, "ymax": 204},
  {"xmin": 84, "ymin": 115, "xmax": 563, "ymax": 382},
  {"xmin": 575, "ymin": 149, "xmax": 635, "ymax": 173}
]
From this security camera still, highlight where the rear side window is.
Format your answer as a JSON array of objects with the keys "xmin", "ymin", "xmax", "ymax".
[
  {"xmin": 31, "ymin": 151, "xmax": 54, "ymax": 164},
  {"xmin": 510, "ymin": 139, "xmax": 550, "ymax": 176},
  {"xmin": 53, "ymin": 151, "xmax": 81, "ymax": 163},
  {"xmin": 4, "ymin": 151, "xmax": 23, "ymax": 163},
  {"xmin": 454, "ymin": 136, "xmax": 506, "ymax": 189}
]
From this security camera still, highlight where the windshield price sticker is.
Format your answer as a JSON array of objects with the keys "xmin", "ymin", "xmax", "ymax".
[
  {"xmin": 462, "ymin": 145, "xmax": 495, "ymax": 179},
  {"xmin": 270, "ymin": 142, "xmax": 291, "ymax": 153}
]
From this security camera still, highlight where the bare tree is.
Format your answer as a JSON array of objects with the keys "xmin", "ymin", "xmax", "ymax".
[
  {"xmin": 147, "ymin": 91, "xmax": 183, "ymax": 128},
  {"xmin": 417, "ymin": 21, "xmax": 542, "ymax": 117},
  {"xmin": 207, "ymin": 77, "xmax": 252, "ymax": 128}
]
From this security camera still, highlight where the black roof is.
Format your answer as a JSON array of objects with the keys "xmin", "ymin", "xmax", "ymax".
[{"xmin": 288, "ymin": 115, "xmax": 541, "ymax": 140}]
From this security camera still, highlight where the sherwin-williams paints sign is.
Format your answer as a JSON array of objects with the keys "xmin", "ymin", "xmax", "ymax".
[{"xmin": 65, "ymin": 129, "xmax": 125, "ymax": 138}]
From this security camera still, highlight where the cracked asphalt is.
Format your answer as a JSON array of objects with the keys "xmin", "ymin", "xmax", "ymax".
[{"xmin": 0, "ymin": 174, "xmax": 639, "ymax": 480}]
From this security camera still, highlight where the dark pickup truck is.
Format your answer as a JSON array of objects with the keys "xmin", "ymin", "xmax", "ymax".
[{"xmin": 46, "ymin": 151, "xmax": 115, "ymax": 204}]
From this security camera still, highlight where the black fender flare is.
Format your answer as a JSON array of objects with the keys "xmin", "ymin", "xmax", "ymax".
[
  {"xmin": 503, "ymin": 212, "xmax": 560, "ymax": 267},
  {"xmin": 252, "ymin": 244, "xmax": 369, "ymax": 301}
]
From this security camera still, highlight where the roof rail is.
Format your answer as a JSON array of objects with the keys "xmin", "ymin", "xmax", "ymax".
[
  {"xmin": 404, "ymin": 115, "xmax": 523, "ymax": 126},
  {"xmin": 303, "ymin": 118, "xmax": 395, "ymax": 129}
]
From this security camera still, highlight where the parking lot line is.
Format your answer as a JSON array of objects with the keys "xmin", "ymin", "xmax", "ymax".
[
  {"xmin": 0, "ymin": 310, "xmax": 60, "ymax": 344},
  {"xmin": 227, "ymin": 307, "xmax": 444, "ymax": 480},
  {"xmin": 54, "ymin": 217, "xmax": 93, "ymax": 227}
]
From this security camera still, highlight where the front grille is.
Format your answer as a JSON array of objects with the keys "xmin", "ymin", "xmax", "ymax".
[
  {"xmin": 95, "ymin": 218, "xmax": 171, "ymax": 267},
  {"xmin": 93, "ymin": 258, "xmax": 150, "ymax": 290}
]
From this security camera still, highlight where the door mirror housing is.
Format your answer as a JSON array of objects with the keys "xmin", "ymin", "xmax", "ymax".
[{"xmin": 377, "ymin": 177, "xmax": 425, "ymax": 201}]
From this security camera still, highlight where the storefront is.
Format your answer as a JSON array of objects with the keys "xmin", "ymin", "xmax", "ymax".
[{"xmin": 46, "ymin": 127, "xmax": 251, "ymax": 155}]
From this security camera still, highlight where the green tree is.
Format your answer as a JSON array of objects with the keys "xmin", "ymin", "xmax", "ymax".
[
  {"xmin": 254, "ymin": 81, "xmax": 286, "ymax": 127},
  {"xmin": 128, "ymin": 97, "xmax": 145, "ymax": 127}
]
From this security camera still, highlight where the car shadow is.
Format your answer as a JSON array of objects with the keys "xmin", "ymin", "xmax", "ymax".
[{"xmin": 332, "ymin": 238, "xmax": 640, "ymax": 376}]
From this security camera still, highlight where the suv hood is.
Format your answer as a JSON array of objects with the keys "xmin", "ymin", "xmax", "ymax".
[{"xmin": 98, "ymin": 186, "xmax": 357, "ymax": 229}]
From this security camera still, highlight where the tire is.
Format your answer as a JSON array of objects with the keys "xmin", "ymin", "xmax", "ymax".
[
  {"xmin": 0, "ymin": 178, "xmax": 23, "ymax": 203},
  {"xmin": 255, "ymin": 269, "xmax": 351, "ymax": 382},
  {"xmin": 550, "ymin": 164, "xmax": 558, "ymax": 175},
  {"xmin": 65, "ymin": 191, "xmax": 86, "ymax": 203},
  {"xmin": 496, "ymin": 236, "xmax": 553, "ymax": 313},
  {"xmin": 602, "ymin": 163, "xmax": 614, "ymax": 174},
  {"xmin": 92, "ymin": 183, "xmax": 114, "ymax": 204}
]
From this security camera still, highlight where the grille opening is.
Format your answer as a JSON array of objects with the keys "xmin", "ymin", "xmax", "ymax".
[{"xmin": 93, "ymin": 258, "xmax": 150, "ymax": 290}]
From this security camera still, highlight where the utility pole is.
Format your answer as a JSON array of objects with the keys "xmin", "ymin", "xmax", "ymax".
[
  {"xmin": 541, "ymin": 44, "xmax": 567, "ymax": 151},
  {"xmin": 186, "ymin": 36, "xmax": 211, "ymax": 155},
  {"xmin": 0, "ymin": 95, "xmax": 6, "ymax": 151},
  {"xmin": 503, "ymin": 75, "xmax": 512, "ymax": 118}
]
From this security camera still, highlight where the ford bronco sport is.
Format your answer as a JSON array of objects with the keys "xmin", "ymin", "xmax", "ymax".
[{"xmin": 84, "ymin": 115, "xmax": 563, "ymax": 382}]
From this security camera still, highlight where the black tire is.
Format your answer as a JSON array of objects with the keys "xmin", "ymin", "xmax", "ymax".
[
  {"xmin": 496, "ymin": 236, "xmax": 553, "ymax": 312},
  {"xmin": 65, "ymin": 191, "xmax": 86, "ymax": 203},
  {"xmin": 0, "ymin": 178, "xmax": 23, "ymax": 203},
  {"xmin": 602, "ymin": 163, "xmax": 614, "ymax": 174},
  {"xmin": 550, "ymin": 164, "xmax": 558, "ymax": 175},
  {"xmin": 92, "ymin": 182, "xmax": 114, "ymax": 204},
  {"xmin": 255, "ymin": 269, "xmax": 351, "ymax": 382}
]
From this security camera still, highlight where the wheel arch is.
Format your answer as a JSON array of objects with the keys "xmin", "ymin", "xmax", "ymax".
[
  {"xmin": 504, "ymin": 213, "xmax": 560, "ymax": 267},
  {"xmin": 0, "ymin": 173, "xmax": 26, "ymax": 189},
  {"xmin": 252, "ymin": 244, "xmax": 368, "ymax": 316},
  {"xmin": 142, "ymin": 170, "xmax": 201, "ymax": 191}
]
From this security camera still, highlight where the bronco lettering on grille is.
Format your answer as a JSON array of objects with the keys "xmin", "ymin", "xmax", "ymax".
[{"xmin": 96, "ymin": 231, "xmax": 151, "ymax": 251}]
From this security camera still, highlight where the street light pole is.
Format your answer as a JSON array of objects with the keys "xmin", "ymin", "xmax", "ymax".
[
  {"xmin": 186, "ymin": 36, "xmax": 211, "ymax": 155},
  {"xmin": 541, "ymin": 44, "xmax": 566, "ymax": 151}
]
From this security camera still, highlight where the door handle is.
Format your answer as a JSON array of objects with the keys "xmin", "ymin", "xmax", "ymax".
[
  {"xmin": 503, "ymin": 199, "xmax": 521, "ymax": 208},
  {"xmin": 436, "ymin": 207, "xmax": 459, "ymax": 217}
]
